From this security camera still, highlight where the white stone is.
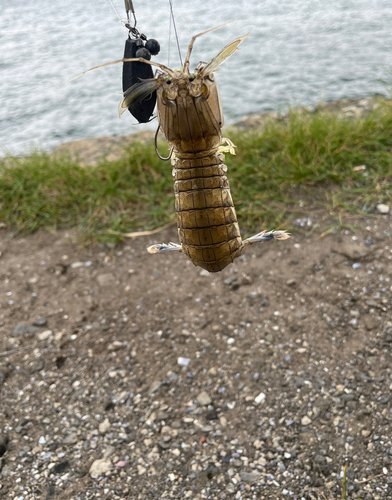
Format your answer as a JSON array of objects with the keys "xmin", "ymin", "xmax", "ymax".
[
  {"xmin": 301, "ymin": 415, "xmax": 312, "ymax": 426},
  {"xmin": 254, "ymin": 392, "xmax": 266, "ymax": 405},
  {"xmin": 71, "ymin": 261, "xmax": 84, "ymax": 268},
  {"xmin": 177, "ymin": 357, "xmax": 190, "ymax": 366},
  {"xmin": 377, "ymin": 203, "xmax": 390, "ymax": 214},
  {"xmin": 37, "ymin": 330, "xmax": 53, "ymax": 341}
]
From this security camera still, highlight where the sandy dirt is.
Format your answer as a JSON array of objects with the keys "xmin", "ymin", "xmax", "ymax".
[{"xmin": 0, "ymin": 210, "xmax": 391, "ymax": 500}]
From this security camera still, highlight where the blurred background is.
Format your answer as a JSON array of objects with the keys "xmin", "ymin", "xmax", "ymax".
[{"xmin": 1, "ymin": 0, "xmax": 392, "ymax": 155}]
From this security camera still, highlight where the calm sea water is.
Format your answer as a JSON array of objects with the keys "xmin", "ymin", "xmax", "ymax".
[{"xmin": 1, "ymin": 0, "xmax": 392, "ymax": 155}]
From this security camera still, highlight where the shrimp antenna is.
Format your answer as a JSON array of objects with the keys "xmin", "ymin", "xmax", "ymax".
[{"xmin": 168, "ymin": 0, "xmax": 183, "ymax": 67}]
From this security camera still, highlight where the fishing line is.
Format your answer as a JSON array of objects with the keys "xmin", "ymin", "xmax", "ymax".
[
  {"xmin": 107, "ymin": 0, "xmax": 123, "ymax": 22},
  {"xmin": 168, "ymin": 4, "xmax": 172, "ymax": 67},
  {"xmin": 168, "ymin": 0, "xmax": 183, "ymax": 67}
]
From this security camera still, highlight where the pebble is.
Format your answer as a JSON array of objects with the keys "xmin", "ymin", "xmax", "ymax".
[
  {"xmin": 197, "ymin": 391, "xmax": 212, "ymax": 406},
  {"xmin": 71, "ymin": 261, "xmax": 92, "ymax": 268},
  {"xmin": 52, "ymin": 460, "xmax": 69, "ymax": 474},
  {"xmin": 148, "ymin": 380, "xmax": 161, "ymax": 395},
  {"xmin": 99, "ymin": 418, "xmax": 111, "ymax": 434},
  {"xmin": 62, "ymin": 432, "xmax": 78, "ymax": 445},
  {"xmin": 137, "ymin": 465, "xmax": 146, "ymax": 475},
  {"xmin": 377, "ymin": 203, "xmax": 390, "ymax": 214},
  {"xmin": 89, "ymin": 459, "xmax": 112, "ymax": 479},
  {"xmin": 223, "ymin": 276, "xmax": 237, "ymax": 286},
  {"xmin": 36, "ymin": 329, "xmax": 53, "ymax": 341},
  {"xmin": 33, "ymin": 317, "xmax": 47, "ymax": 327},
  {"xmin": 12, "ymin": 323, "xmax": 38, "ymax": 337},
  {"xmin": 254, "ymin": 392, "xmax": 266, "ymax": 405},
  {"xmin": 177, "ymin": 357, "xmax": 190, "ymax": 366},
  {"xmin": 30, "ymin": 360, "xmax": 44, "ymax": 373},
  {"xmin": 301, "ymin": 416, "xmax": 312, "ymax": 426},
  {"xmin": 239, "ymin": 471, "xmax": 261, "ymax": 483}
]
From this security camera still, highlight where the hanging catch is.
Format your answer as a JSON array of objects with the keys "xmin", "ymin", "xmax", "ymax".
[
  {"xmin": 70, "ymin": 24, "xmax": 290, "ymax": 272},
  {"xmin": 119, "ymin": 26, "xmax": 290, "ymax": 272}
]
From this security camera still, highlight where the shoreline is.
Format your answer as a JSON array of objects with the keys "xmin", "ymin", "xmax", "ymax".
[{"xmin": 51, "ymin": 96, "xmax": 385, "ymax": 167}]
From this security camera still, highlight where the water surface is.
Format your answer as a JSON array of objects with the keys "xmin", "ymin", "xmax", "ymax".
[{"xmin": 1, "ymin": 0, "xmax": 391, "ymax": 154}]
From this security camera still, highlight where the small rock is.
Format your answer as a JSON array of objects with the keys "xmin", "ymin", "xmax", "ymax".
[
  {"xmin": 346, "ymin": 466, "xmax": 355, "ymax": 480},
  {"xmin": 33, "ymin": 317, "xmax": 47, "ymax": 327},
  {"xmin": 53, "ymin": 460, "xmax": 70, "ymax": 474},
  {"xmin": 223, "ymin": 276, "xmax": 237, "ymax": 286},
  {"xmin": 102, "ymin": 446, "xmax": 115, "ymax": 459},
  {"xmin": 220, "ymin": 416, "xmax": 227, "ymax": 428},
  {"xmin": 89, "ymin": 459, "xmax": 112, "ymax": 479},
  {"xmin": 70, "ymin": 261, "xmax": 84, "ymax": 269},
  {"xmin": 314, "ymin": 454, "xmax": 326, "ymax": 464},
  {"xmin": 377, "ymin": 203, "xmax": 390, "ymax": 214},
  {"xmin": 99, "ymin": 418, "xmax": 111, "ymax": 434},
  {"xmin": 12, "ymin": 323, "xmax": 38, "ymax": 337},
  {"xmin": 36, "ymin": 330, "xmax": 53, "ymax": 341},
  {"xmin": 301, "ymin": 415, "xmax": 312, "ymax": 426},
  {"xmin": 177, "ymin": 357, "xmax": 190, "ymax": 366},
  {"xmin": 197, "ymin": 391, "xmax": 212, "ymax": 406},
  {"xmin": 148, "ymin": 380, "xmax": 161, "ymax": 395},
  {"xmin": 254, "ymin": 392, "xmax": 266, "ymax": 405},
  {"xmin": 239, "ymin": 471, "xmax": 261, "ymax": 483},
  {"xmin": 62, "ymin": 432, "xmax": 78, "ymax": 445},
  {"xmin": 97, "ymin": 273, "xmax": 116, "ymax": 287},
  {"xmin": 107, "ymin": 340, "xmax": 124, "ymax": 351},
  {"xmin": 206, "ymin": 409, "xmax": 218, "ymax": 420},
  {"xmin": 286, "ymin": 279, "xmax": 296, "ymax": 287},
  {"xmin": 30, "ymin": 360, "xmax": 44, "ymax": 373},
  {"xmin": 365, "ymin": 316, "xmax": 378, "ymax": 331},
  {"xmin": 158, "ymin": 440, "xmax": 170, "ymax": 450},
  {"xmin": 253, "ymin": 439, "xmax": 262, "ymax": 449}
]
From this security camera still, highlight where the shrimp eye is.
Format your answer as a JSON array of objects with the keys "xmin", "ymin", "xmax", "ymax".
[{"xmin": 189, "ymin": 76, "xmax": 195, "ymax": 82}]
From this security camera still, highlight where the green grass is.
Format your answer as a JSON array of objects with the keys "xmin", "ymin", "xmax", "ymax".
[{"xmin": 1, "ymin": 98, "xmax": 392, "ymax": 242}]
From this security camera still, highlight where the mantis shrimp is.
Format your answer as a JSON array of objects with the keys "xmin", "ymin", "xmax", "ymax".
[{"xmin": 74, "ymin": 23, "xmax": 290, "ymax": 272}]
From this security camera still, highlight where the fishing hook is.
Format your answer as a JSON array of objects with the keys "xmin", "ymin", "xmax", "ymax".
[{"xmin": 155, "ymin": 125, "xmax": 173, "ymax": 161}]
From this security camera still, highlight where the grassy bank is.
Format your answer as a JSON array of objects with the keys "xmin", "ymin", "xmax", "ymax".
[{"xmin": 1, "ymin": 99, "xmax": 391, "ymax": 242}]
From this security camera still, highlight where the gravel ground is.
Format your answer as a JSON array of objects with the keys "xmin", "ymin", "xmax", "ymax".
[{"xmin": 0, "ymin": 210, "xmax": 391, "ymax": 500}]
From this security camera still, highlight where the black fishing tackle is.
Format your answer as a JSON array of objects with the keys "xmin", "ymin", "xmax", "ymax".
[{"xmin": 122, "ymin": 0, "xmax": 160, "ymax": 123}]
